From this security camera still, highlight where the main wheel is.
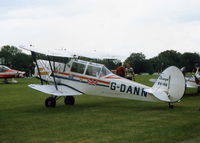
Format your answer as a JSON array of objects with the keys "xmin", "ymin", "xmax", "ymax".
[
  {"xmin": 169, "ymin": 105, "xmax": 174, "ymax": 109},
  {"xmin": 168, "ymin": 103, "xmax": 174, "ymax": 109},
  {"xmin": 64, "ymin": 96, "xmax": 75, "ymax": 105},
  {"xmin": 45, "ymin": 97, "xmax": 56, "ymax": 107},
  {"xmin": 197, "ymin": 86, "xmax": 200, "ymax": 93},
  {"xmin": 3, "ymin": 79, "xmax": 9, "ymax": 84}
]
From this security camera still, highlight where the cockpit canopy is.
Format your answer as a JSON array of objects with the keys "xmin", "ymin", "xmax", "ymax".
[
  {"xmin": 69, "ymin": 60, "xmax": 112, "ymax": 77},
  {"xmin": 0, "ymin": 65, "xmax": 10, "ymax": 72}
]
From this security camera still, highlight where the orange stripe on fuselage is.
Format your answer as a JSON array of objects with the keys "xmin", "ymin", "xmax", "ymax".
[
  {"xmin": 0, "ymin": 74, "xmax": 17, "ymax": 78},
  {"xmin": 37, "ymin": 72, "xmax": 49, "ymax": 75},
  {"xmin": 75, "ymin": 75, "xmax": 110, "ymax": 84},
  {"xmin": 55, "ymin": 71, "xmax": 70, "ymax": 76},
  {"xmin": 55, "ymin": 71, "xmax": 110, "ymax": 85},
  {"xmin": 38, "ymin": 68, "xmax": 45, "ymax": 71},
  {"xmin": 105, "ymin": 75, "xmax": 121, "ymax": 79}
]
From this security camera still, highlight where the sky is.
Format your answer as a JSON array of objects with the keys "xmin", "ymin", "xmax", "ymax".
[{"xmin": 0, "ymin": 0, "xmax": 200, "ymax": 60}]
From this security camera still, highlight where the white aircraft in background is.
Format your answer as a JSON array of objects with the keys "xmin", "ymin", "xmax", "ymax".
[
  {"xmin": 184, "ymin": 66, "xmax": 200, "ymax": 92},
  {"xmin": 150, "ymin": 66, "xmax": 200, "ymax": 93},
  {"xmin": 21, "ymin": 46, "xmax": 185, "ymax": 109}
]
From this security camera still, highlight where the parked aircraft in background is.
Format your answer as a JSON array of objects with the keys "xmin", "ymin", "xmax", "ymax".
[
  {"xmin": 20, "ymin": 46, "xmax": 186, "ymax": 109},
  {"xmin": 0, "ymin": 65, "xmax": 25, "ymax": 83},
  {"xmin": 150, "ymin": 66, "xmax": 200, "ymax": 93},
  {"xmin": 184, "ymin": 66, "xmax": 200, "ymax": 93}
]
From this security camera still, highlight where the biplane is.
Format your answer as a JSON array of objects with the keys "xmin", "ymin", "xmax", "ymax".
[
  {"xmin": 0, "ymin": 65, "xmax": 25, "ymax": 83},
  {"xmin": 21, "ymin": 46, "xmax": 185, "ymax": 109}
]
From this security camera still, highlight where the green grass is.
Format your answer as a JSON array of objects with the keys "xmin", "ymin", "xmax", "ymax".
[{"xmin": 0, "ymin": 76, "xmax": 200, "ymax": 143}]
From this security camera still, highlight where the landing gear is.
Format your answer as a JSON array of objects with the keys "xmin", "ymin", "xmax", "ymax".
[
  {"xmin": 168, "ymin": 103, "xmax": 174, "ymax": 109},
  {"xmin": 3, "ymin": 78, "xmax": 9, "ymax": 84},
  {"xmin": 64, "ymin": 96, "xmax": 75, "ymax": 105},
  {"xmin": 197, "ymin": 86, "xmax": 200, "ymax": 93},
  {"xmin": 44, "ymin": 96, "xmax": 75, "ymax": 107},
  {"xmin": 45, "ymin": 97, "xmax": 56, "ymax": 107}
]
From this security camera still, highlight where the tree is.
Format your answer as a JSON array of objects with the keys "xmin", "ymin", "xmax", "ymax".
[
  {"xmin": 142, "ymin": 59, "xmax": 154, "ymax": 74},
  {"xmin": 157, "ymin": 50, "xmax": 182, "ymax": 71},
  {"xmin": 181, "ymin": 52, "xmax": 200, "ymax": 72},
  {"xmin": 148, "ymin": 57, "xmax": 160, "ymax": 73},
  {"xmin": 97, "ymin": 59, "xmax": 121, "ymax": 70},
  {"xmin": 0, "ymin": 45, "xmax": 34, "ymax": 76},
  {"xmin": 0, "ymin": 45, "xmax": 22, "ymax": 67},
  {"xmin": 79, "ymin": 56, "xmax": 121, "ymax": 70},
  {"xmin": 12, "ymin": 53, "xmax": 34, "ymax": 76},
  {"xmin": 125, "ymin": 53, "xmax": 146, "ymax": 73}
]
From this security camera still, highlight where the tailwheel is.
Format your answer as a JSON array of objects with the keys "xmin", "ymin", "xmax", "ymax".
[
  {"xmin": 168, "ymin": 103, "xmax": 174, "ymax": 109},
  {"xmin": 197, "ymin": 86, "xmax": 200, "ymax": 93},
  {"xmin": 45, "ymin": 97, "xmax": 56, "ymax": 107},
  {"xmin": 64, "ymin": 96, "xmax": 75, "ymax": 105}
]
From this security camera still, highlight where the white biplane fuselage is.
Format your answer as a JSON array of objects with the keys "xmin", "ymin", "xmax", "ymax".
[
  {"xmin": 28, "ymin": 58, "xmax": 185, "ymax": 108},
  {"xmin": 36, "ymin": 59, "xmax": 152, "ymax": 101}
]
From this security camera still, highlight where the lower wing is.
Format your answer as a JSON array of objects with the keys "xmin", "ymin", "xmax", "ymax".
[{"xmin": 28, "ymin": 84, "xmax": 83, "ymax": 96}]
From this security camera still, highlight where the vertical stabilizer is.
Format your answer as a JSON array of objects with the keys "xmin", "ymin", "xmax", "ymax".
[{"xmin": 146, "ymin": 66, "xmax": 185, "ymax": 102}]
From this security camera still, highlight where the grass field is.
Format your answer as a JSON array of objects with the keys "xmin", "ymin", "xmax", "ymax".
[{"xmin": 0, "ymin": 76, "xmax": 200, "ymax": 143}]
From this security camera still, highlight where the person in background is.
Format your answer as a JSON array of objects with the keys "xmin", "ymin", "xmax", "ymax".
[
  {"xmin": 116, "ymin": 62, "xmax": 126, "ymax": 78},
  {"xmin": 125, "ymin": 63, "xmax": 134, "ymax": 81},
  {"xmin": 193, "ymin": 63, "xmax": 200, "ymax": 84}
]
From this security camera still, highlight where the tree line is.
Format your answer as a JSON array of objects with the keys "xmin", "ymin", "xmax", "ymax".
[
  {"xmin": 124, "ymin": 51, "xmax": 200, "ymax": 74},
  {"xmin": 0, "ymin": 45, "xmax": 199, "ymax": 75}
]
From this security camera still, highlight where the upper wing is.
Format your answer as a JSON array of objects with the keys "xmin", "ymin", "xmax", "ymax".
[
  {"xmin": 28, "ymin": 84, "xmax": 83, "ymax": 96},
  {"xmin": 19, "ymin": 45, "xmax": 73, "ymax": 58},
  {"xmin": 19, "ymin": 45, "xmax": 124, "ymax": 59}
]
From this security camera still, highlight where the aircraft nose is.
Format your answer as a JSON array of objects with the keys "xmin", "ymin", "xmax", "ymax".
[{"xmin": 17, "ymin": 71, "xmax": 25, "ymax": 77}]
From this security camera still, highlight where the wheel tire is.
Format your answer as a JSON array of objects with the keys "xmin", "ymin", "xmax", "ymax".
[
  {"xmin": 197, "ymin": 86, "xmax": 200, "ymax": 93},
  {"xmin": 45, "ymin": 97, "xmax": 56, "ymax": 107},
  {"xmin": 64, "ymin": 96, "xmax": 75, "ymax": 105},
  {"xmin": 169, "ymin": 105, "xmax": 174, "ymax": 109},
  {"xmin": 3, "ymin": 79, "xmax": 9, "ymax": 84}
]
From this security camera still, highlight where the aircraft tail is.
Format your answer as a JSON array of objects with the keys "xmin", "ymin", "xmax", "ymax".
[{"xmin": 145, "ymin": 66, "xmax": 185, "ymax": 102}]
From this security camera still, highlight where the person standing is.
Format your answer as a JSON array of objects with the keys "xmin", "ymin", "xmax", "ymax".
[
  {"xmin": 125, "ymin": 63, "xmax": 134, "ymax": 81},
  {"xmin": 116, "ymin": 63, "xmax": 126, "ymax": 78}
]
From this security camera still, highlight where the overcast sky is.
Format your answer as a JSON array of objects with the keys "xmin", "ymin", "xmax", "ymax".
[{"xmin": 0, "ymin": 0, "xmax": 200, "ymax": 59}]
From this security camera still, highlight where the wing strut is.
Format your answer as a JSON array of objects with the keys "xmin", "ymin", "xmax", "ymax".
[
  {"xmin": 31, "ymin": 51, "xmax": 43, "ymax": 85},
  {"xmin": 47, "ymin": 56, "xmax": 58, "ymax": 90}
]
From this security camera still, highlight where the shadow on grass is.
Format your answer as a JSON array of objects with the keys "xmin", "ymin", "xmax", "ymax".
[
  {"xmin": 16, "ymin": 98, "xmax": 189, "ymax": 116},
  {"xmin": 184, "ymin": 93, "xmax": 200, "ymax": 96}
]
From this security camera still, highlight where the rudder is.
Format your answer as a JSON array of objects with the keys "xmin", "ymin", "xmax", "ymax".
[{"xmin": 152, "ymin": 66, "xmax": 185, "ymax": 102}]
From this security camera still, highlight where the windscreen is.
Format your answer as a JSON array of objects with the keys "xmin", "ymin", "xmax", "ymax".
[
  {"xmin": 86, "ymin": 65, "xmax": 101, "ymax": 77},
  {"xmin": 71, "ymin": 62, "xmax": 86, "ymax": 74},
  {"xmin": 100, "ymin": 66, "xmax": 112, "ymax": 77},
  {"xmin": 0, "ymin": 66, "xmax": 10, "ymax": 72}
]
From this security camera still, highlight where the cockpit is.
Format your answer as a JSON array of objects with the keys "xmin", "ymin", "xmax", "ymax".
[
  {"xmin": 0, "ymin": 65, "xmax": 10, "ymax": 72},
  {"xmin": 69, "ymin": 60, "xmax": 112, "ymax": 78}
]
